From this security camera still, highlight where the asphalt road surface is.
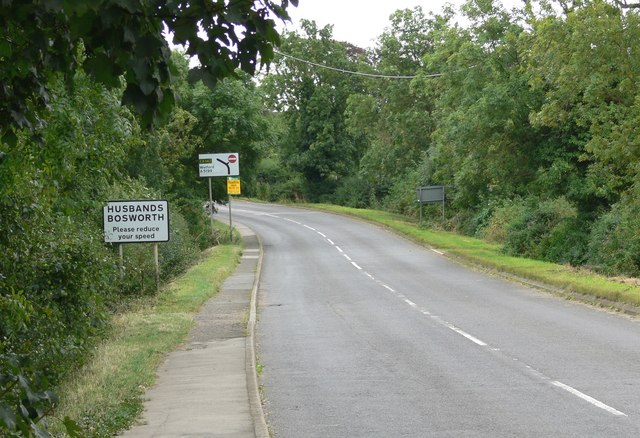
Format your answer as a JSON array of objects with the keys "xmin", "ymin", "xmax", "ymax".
[{"xmin": 227, "ymin": 201, "xmax": 640, "ymax": 437}]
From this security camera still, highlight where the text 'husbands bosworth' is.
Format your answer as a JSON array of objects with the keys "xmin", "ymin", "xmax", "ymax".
[{"xmin": 106, "ymin": 203, "xmax": 165, "ymax": 222}]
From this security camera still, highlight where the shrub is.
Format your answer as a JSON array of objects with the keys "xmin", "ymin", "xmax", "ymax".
[
  {"xmin": 587, "ymin": 187, "xmax": 640, "ymax": 276},
  {"xmin": 333, "ymin": 176, "xmax": 373, "ymax": 209},
  {"xmin": 502, "ymin": 197, "xmax": 588, "ymax": 264},
  {"xmin": 480, "ymin": 200, "xmax": 527, "ymax": 243}
]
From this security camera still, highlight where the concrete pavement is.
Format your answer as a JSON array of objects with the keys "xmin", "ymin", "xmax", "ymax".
[{"xmin": 121, "ymin": 223, "xmax": 268, "ymax": 438}]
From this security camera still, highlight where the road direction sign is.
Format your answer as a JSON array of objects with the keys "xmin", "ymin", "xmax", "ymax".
[{"xmin": 198, "ymin": 152, "xmax": 240, "ymax": 177}]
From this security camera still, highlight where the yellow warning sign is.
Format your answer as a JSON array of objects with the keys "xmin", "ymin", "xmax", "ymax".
[{"xmin": 227, "ymin": 178, "xmax": 241, "ymax": 195}]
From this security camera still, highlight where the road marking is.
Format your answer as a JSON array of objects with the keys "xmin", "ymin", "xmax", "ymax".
[
  {"xmin": 431, "ymin": 249, "xmax": 444, "ymax": 255},
  {"xmin": 551, "ymin": 381, "xmax": 627, "ymax": 417},
  {"xmin": 448, "ymin": 326, "xmax": 488, "ymax": 346},
  {"xmin": 404, "ymin": 299, "xmax": 418, "ymax": 309},
  {"xmin": 382, "ymin": 284, "xmax": 395, "ymax": 293},
  {"xmin": 365, "ymin": 272, "xmax": 375, "ymax": 279},
  {"xmin": 292, "ymin": 220, "xmax": 364, "ymax": 274}
]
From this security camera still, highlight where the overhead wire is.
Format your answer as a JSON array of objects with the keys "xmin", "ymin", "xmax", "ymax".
[{"xmin": 273, "ymin": 49, "xmax": 444, "ymax": 79}]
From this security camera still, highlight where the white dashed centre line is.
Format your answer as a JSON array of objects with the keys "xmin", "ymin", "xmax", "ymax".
[{"xmin": 552, "ymin": 381, "xmax": 627, "ymax": 417}]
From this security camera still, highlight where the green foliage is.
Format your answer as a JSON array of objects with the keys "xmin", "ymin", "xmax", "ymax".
[
  {"xmin": 262, "ymin": 21, "xmax": 367, "ymax": 201},
  {"xmin": 255, "ymin": 157, "xmax": 306, "ymax": 202},
  {"xmin": 333, "ymin": 176, "xmax": 374, "ymax": 209},
  {"xmin": 502, "ymin": 197, "xmax": 588, "ymax": 265},
  {"xmin": 0, "ymin": 0, "xmax": 297, "ymax": 141},
  {"xmin": 183, "ymin": 73, "xmax": 274, "ymax": 198},
  {"xmin": 587, "ymin": 185, "xmax": 640, "ymax": 276}
]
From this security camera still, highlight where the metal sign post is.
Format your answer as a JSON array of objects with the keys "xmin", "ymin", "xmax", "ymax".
[
  {"xmin": 226, "ymin": 178, "xmax": 241, "ymax": 243},
  {"xmin": 153, "ymin": 243, "xmax": 160, "ymax": 292},
  {"xmin": 228, "ymin": 191, "xmax": 233, "ymax": 242},
  {"xmin": 208, "ymin": 176, "xmax": 214, "ymax": 238}
]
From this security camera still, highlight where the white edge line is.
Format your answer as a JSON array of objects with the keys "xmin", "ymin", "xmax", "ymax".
[
  {"xmin": 431, "ymin": 249, "xmax": 444, "ymax": 255},
  {"xmin": 343, "ymin": 254, "xmax": 352, "ymax": 261},
  {"xmin": 304, "ymin": 225, "xmax": 316, "ymax": 231},
  {"xmin": 336, "ymin": 246, "xmax": 343, "ymax": 253},
  {"xmin": 327, "ymin": 239, "xmax": 335, "ymax": 245},
  {"xmin": 351, "ymin": 262, "xmax": 362, "ymax": 270},
  {"xmin": 552, "ymin": 381, "xmax": 627, "ymax": 417},
  {"xmin": 317, "ymin": 232, "xmax": 327, "ymax": 238}
]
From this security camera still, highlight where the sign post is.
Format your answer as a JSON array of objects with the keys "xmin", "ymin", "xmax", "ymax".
[
  {"xmin": 103, "ymin": 200, "xmax": 170, "ymax": 292},
  {"xmin": 416, "ymin": 186, "xmax": 445, "ymax": 223},
  {"xmin": 226, "ymin": 178, "xmax": 241, "ymax": 242},
  {"xmin": 208, "ymin": 176, "xmax": 214, "ymax": 239},
  {"xmin": 199, "ymin": 153, "xmax": 240, "ymax": 243}
]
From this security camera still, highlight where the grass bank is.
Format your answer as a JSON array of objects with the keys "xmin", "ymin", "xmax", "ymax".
[
  {"xmin": 307, "ymin": 204, "xmax": 640, "ymax": 310},
  {"xmin": 49, "ymin": 243, "xmax": 241, "ymax": 437}
]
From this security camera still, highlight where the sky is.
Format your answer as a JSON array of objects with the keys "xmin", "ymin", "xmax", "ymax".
[{"xmin": 280, "ymin": 0, "xmax": 523, "ymax": 49}]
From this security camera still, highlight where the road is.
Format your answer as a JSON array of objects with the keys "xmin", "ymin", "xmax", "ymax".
[{"xmin": 227, "ymin": 201, "xmax": 640, "ymax": 437}]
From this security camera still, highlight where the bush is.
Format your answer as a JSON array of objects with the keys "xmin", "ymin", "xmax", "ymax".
[
  {"xmin": 502, "ymin": 197, "xmax": 588, "ymax": 264},
  {"xmin": 1, "ymin": 209, "xmax": 116, "ymax": 437},
  {"xmin": 255, "ymin": 170, "xmax": 306, "ymax": 202},
  {"xmin": 333, "ymin": 176, "xmax": 373, "ymax": 208},
  {"xmin": 480, "ymin": 200, "xmax": 527, "ymax": 243},
  {"xmin": 383, "ymin": 172, "xmax": 423, "ymax": 218},
  {"xmin": 587, "ymin": 187, "xmax": 640, "ymax": 276},
  {"xmin": 173, "ymin": 198, "xmax": 218, "ymax": 250}
]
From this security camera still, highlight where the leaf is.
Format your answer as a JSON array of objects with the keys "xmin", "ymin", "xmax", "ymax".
[
  {"xmin": 139, "ymin": 79, "xmax": 157, "ymax": 96},
  {"xmin": 2, "ymin": 129, "xmax": 18, "ymax": 147},
  {"xmin": 0, "ymin": 39, "xmax": 12, "ymax": 58},
  {"xmin": 63, "ymin": 416, "xmax": 84, "ymax": 438},
  {"xmin": 83, "ymin": 52, "xmax": 122, "ymax": 88},
  {"xmin": 0, "ymin": 404, "xmax": 17, "ymax": 430},
  {"xmin": 32, "ymin": 423, "xmax": 52, "ymax": 438}
]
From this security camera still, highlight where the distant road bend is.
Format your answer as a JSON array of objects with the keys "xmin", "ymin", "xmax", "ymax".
[{"xmin": 225, "ymin": 201, "xmax": 640, "ymax": 437}]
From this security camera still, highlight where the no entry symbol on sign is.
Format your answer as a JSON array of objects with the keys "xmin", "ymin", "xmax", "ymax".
[{"xmin": 228, "ymin": 154, "xmax": 237, "ymax": 164}]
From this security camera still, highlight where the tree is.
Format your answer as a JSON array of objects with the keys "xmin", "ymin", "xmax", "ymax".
[
  {"xmin": 418, "ymin": 0, "xmax": 542, "ymax": 226},
  {"xmin": 0, "ymin": 0, "xmax": 297, "ymax": 143},
  {"xmin": 261, "ymin": 20, "xmax": 368, "ymax": 200},
  {"xmin": 348, "ymin": 7, "xmax": 441, "ymax": 206}
]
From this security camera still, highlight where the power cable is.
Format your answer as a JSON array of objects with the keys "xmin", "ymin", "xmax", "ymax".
[{"xmin": 273, "ymin": 49, "xmax": 444, "ymax": 79}]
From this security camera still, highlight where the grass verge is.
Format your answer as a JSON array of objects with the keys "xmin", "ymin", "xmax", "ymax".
[
  {"xmin": 306, "ymin": 203, "xmax": 640, "ymax": 310},
  {"xmin": 49, "ymin": 243, "xmax": 241, "ymax": 437}
]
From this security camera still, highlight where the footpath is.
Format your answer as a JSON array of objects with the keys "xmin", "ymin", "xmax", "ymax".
[{"xmin": 122, "ymin": 223, "xmax": 268, "ymax": 438}]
